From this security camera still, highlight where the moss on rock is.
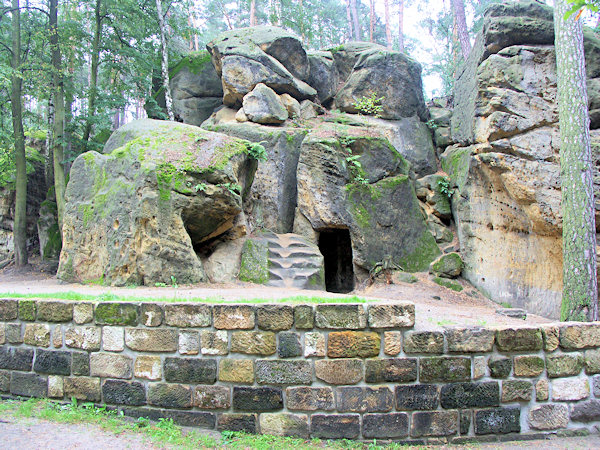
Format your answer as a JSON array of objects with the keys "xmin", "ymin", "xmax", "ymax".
[{"xmin": 239, "ymin": 238, "xmax": 270, "ymax": 284}]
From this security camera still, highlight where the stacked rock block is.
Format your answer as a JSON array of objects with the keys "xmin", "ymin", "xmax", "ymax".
[{"xmin": 2, "ymin": 298, "xmax": 600, "ymax": 443}]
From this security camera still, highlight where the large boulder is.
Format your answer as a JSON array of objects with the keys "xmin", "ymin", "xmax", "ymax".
[
  {"xmin": 307, "ymin": 51, "xmax": 339, "ymax": 105},
  {"xmin": 242, "ymin": 83, "xmax": 288, "ymax": 124},
  {"xmin": 58, "ymin": 119, "xmax": 257, "ymax": 286}
]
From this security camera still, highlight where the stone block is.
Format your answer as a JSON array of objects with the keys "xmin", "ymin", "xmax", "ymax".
[
  {"xmin": 0, "ymin": 370, "xmax": 9, "ymax": 392},
  {"xmin": 52, "ymin": 326, "xmax": 63, "ymax": 348},
  {"xmin": 148, "ymin": 383, "xmax": 193, "ymax": 408},
  {"xmin": 233, "ymin": 386, "xmax": 283, "ymax": 411},
  {"xmin": 488, "ymin": 356, "xmax": 511, "ymax": 378},
  {"xmin": 475, "ymin": 407, "xmax": 520, "ymax": 434},
  {"xmin": 0, "ymin": 346, "xmax": 34, "ymax": 371},
  {"xmin": 363, "ymin": 413, "xmax": 409, "ymax": 439},
  {"xmin": 201, "ymin": 330, "xmax": 228, "ymax": 355},
  {"xmin": 0, "ymin": 299, "xmax": 18, "ymax": 320},
  {"xmin": 473, "ymin": 356, "xmax": 486, "ymax": 379},
  {"xmin": 367, "ymin": 303, "xmax": 415, "ymax": 328},
  {"xmin": 528, "ymin": 404, "xmax": 569, "ymax": 430},
  {"xmin": 94, "ymin": 303, "xmax": 138, "ymax": 326},
  {"xmin": 441, "ymin": 382, "xmax": 499, "ymax": 408},
  {"xmin": 536, "ymin": 379, "xmax": 549, "ymax": 401},
  {"xmin": 365, "ymin": 358, "xmax": 417, "ymax": 383},
  {"xmin": 219, "ymin": 359, "xmax": 254, "ymax": 384},
  {"xmin": 217, "ymin": 414, "xmax": 257, "ymax": 433},
  {"xmin": 102, "ymin": 379, "xmax": 146, "ymax": 406},
  {"xmin": 411, "ymin": 411, "xmax": 458, "ymax": 437},
  {"xmin": 73, "ymin": 303, "xmax": 94, "ymax": 324},
  {"xmin": 34, "ymin": 349, "xmax": 71, "ymax": 376},
  {"xmin": 278, "ymin": 332, "xmax": 302, "ymax": 358},
  {"xmin": 134, "ymin": 355, "xmax": 162, "ymax": 380},
  {"xmin": 18, "ymin": 300, "xmax": 36, "ymax": 321},
  {"xmin": 255, "ymin": 360, "xmax": 312, "ymax": 385},
  {"xmin": 403, "ymin": 331, "xmax": 444, "ymax": 354},
  {"xmin": 546, "ymin": 353, "xmax": 583, "ymax": 377},
  {"xmin": 103, "ymin": 326, "xmax": 124, "ymax": 352},
  {"xmin": 140, "ymin": 304, "xmax": 163, "ymax": 327},
  {"xmin": 513, "ymin": 355, "xmax": 544, "ymax": 377},
  {"xmin": 395, "ymin": 384, "xmax": 439, "ymax": 410},
  {"xmin": 496, "ymin": 327, "xmax": 543, "ymax": 352},
  {"xmin": 71, "ymin": 352, "xmax": 89, "ymax": 376},
  {"xmin": 294, "ymin": 305, "xmax": 314, "ymax": 329},
  {"xmin": 571, "ymin": 399, "xmax": 600, "ymax": 422},
  {"xmin": 90, "ymin": 353, "xmax": 133, "ymax": 379},
  {"xmin": 541, "ymin": 324, "xmax": 559, "ymax": 351},
  {"xmin": 179, "ymin": 330, "xmax": 199, "ymax": 355},
  {"xmin": 65, "ymin": 327, "xmax": 101, "ymax": 351},
  {"xmin": 194, "ymin": 385, "xmax": 230, "ymax": 409},
  {"xmin": 315, "ymin": 305, "xmax": 366, "ymax": 329},
  {"xmin": 310, "ymin": 414, "xmax": 360, "ymax": 439},
  {"xmin": 419, "ymin": 357, "xmax": 471, "ymax": 382},
  {"xmin": 35, "ymin": 301, "xmax": 73, "ymax": 323},
  {"xmin": 259, "ymin": 413, "xmax": 309, "ymax": 438},
  {"xmin": 327, "ymin": 331, "xmax": 380, "ymax": 358},
  {"xmin": 552, "ymin": 377, "xmax": 589, "ymax": 401},
  {"xmin": 231, "ymin": 331, "xmax": 276, "ymax": 355},
  {"xmin": 337, "ymin": 386, "xmax": 393, "ymax": 412},
  {"xmin": 560, "ymin": 323, "xmax": 600, "ymax": 349},
  {"xmin": 460, "ymin": 410, "xmax": 471, "ymax": 435},
  {"xmin": 0, "ymin": 324, "xmax": 4, "ymax": 345},
  {"xmin": 384, "ymin": 331, "xmax": 402, "ymax": 356},
  {"xmin": 256, "ymin": 305, "xmax": 294, "ymax": 330},
  {"xmin": 584, "ymin": 348, "xmax": 600, "ymax": 374},
  {"xmin": 164, "ymin": 357, "xmax": 217, "ymax": 384},
  {"xmin": 6, "ymin": 323, "xmax": 22, "ymax": 343},
  {"xmin": 315, "ymin": 359, "xmax": 363, "ymax": 384},
  {"xmin": 48, "ymin": 375, "xmax": 63, "ymax": 398},
  {"xmin": 164, "ymin": 304, "xmax": 211, "ymax": 327},
  {"xmin": 286, "ymin": 387, "xmax": 335, "ymax": 411},
  {"xmin": 63, "ymin": 376, "xmax": 101, "ymax": 401},
  {"xmin": 24, "ymin": 323, "xmax": 51, "ymax": 347},
  {"xmin": 502, "ymin": 380, "xmax": 532, "ymax": 402},
  {"xmin": 10, "ymin": 372, "xmax": 47, "ymax": 398},
  {"xmin": 213, "ymin": 305, "xmax": 255, "ymax": 329},
  {"xmin": 125, "ymin": 329, "xmax": 178, "ymax": 352},
  {"xmin": 304, "ymin": 332, "xmax": 325, "ymax": 357},
  {"xmin": 446, "ymin": 327, "xmax": 494, "ymax": 353},
  {"xmin": 165, "ymin": 411, "xmax": 215, "ymax": 429}
]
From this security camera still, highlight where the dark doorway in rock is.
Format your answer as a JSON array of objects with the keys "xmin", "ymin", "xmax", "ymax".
[{"xmin": 318, "ymin": 229, "xmax": 354, "ymax": 293}]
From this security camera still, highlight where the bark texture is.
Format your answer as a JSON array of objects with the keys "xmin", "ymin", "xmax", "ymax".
[
  {"xmin": 350, "ymin": 0, "xmax": 360, "ymax": 40},
  {"xmin": 398, "ymin": 0, "xmax": 404, "ymax": 52},
  {"xmin": 384, "ymin": 0, "xmax": 392, "ymax": 48},
  {"xmin": 81, "ymin": 0, "xmax": 102, "ymax": 151},
  {"xmin": 156, "ymin": 0, "xmax": 174, "ymax": 121},
  {"xmin": 451, "ymin": 0, "xmax": 471, "ymax": 59}
]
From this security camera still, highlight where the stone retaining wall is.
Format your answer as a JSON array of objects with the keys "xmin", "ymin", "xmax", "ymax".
[{"xmin": 1, "ymin": 298, "xmax": 600, "ymax": 444}]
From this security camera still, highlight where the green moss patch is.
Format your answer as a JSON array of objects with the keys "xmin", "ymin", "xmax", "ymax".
[
  {"xmin": 239, "ymin": 238, "xmax": 270, "ymax": 284},
  {"xmin": 433, "ymin": 276, "xmax": 464, "ymax": 292}
]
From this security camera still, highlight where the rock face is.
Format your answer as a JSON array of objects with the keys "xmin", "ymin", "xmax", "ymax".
[
  {"xmin": 58, "ymin": 119, "xmax": 257, "ymax": 286},
  {"xmin": 444, "ymin": 0, "xmax": 600, "ymax": 318}
]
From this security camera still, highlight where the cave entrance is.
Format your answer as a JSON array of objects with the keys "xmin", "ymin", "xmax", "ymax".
[{"xmin": 318, "ymin": 229, "xmax": 355, "ymax": 293}]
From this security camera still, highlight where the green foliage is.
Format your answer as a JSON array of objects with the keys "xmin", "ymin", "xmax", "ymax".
[
  {"xmin": 217, "ymin": 182, "xmax": 242, "ymax": 195},
  {"xmin": 338, "ymin": 135, "xmax": 369, "ymax": 185},
  {"xmin": 566, "ymin": 0, "xmax": 600, "ymax": 18},
  {"xmin": 352, "ymin": 93, "xmax": 384, "ymax": 117},
  {"xmin": 245, "ymin": 141, "xmax": 267, "ymax": 162},
  {"xmin": 437, "ymin": 176, "xmax": 454, "ymax": 198}
]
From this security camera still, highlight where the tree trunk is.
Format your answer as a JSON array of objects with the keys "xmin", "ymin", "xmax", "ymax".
[
  {"xmin": 350, "ymin": 0, "xmax": 360, "ymax": 40},
  {"xmin": 451, "ymin": 0, "xmax": 471, "ymax": 60},
  {"xmin": 398, "ymin": 0, "xmax": 404, "ymax": 51},
  {"xmin": 384, "ymin": 0, "xmax": 392, "ymax": 49},
  {"xmin": 156, "ymin": 0, "xmax": 174, "ymax": 121},
  {"xmin": 369, "ymin": 0, "xmax": 375, "ymax": 42},
  {"xmin": 250, "ymin": 0, "xmax": 256, "ymax": 26},
  {"xmin": 50, "ymin": 0, "xmax": 66, "ymax": 233},
  {"xmin": 554, "ymin": 0, "xmax": 598, "ymax": 321},
  {"xmin": 10, "ymin": 0, "xmax": 27, "ymax": 266},
  {"xmin": 81, "ymin": 0, "xmax": 102, "ymax": 152},
  {"xmin": 346, "ymin": 0, "xmax": 353, "ymax": 41}
]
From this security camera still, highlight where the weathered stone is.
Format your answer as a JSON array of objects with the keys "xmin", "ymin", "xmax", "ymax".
[
  {"xmin": 217, "ymin": 414, "xmax": 257, "ymax": 433},
  {"xmin": 255, "ymin": 360, "xmax": 312, "ymax": 385},
  {"xmin": 179, "ymin": 330, "xmax": 199, "ymax": 355},
  {"xmin": 219, "ymin": 359, "xmax": 254, "ymax": 384},
  {"xmin": 552, "ymin": 378, "xmax": 589, "ymax": 401},
  {"xmin": 315, "ymin": 359, "xmax": 363, "ymax": 385},
  {"xmin": 314, "ymin": 304, "xmax": 366, "ymax": 329},
  {"xmin": 365, "ymin": 358, "xmax": 417, "ymax": 383},
  {"xmin": 286, "ymin": 387, "xmax": 335, "ymax": 411},
  {"xmin": 473, "ymin": 357, "xmax": 487, "ymax": 380},
  {"xmin": 475, "ymin": 407, "xmax": 520, "ymax": 435},
  {"xmin": 0, "ymin": 370, "xmax": 9, "ymax": 392},
  {"xmin": 164, "ymin": 304, "xmax": 211, "ymax": 327},
  {"xmin": 201, "ymin": 330, "xmax": 228, "ymax": 355},
  {"xmin": 194, "ymin": 385, "xmax": 231, "ymax": 409},
  {"xmin": 446, "ymin": 328, "xmax": 495, "ymax": 353},
  {"xmin": 36, "ymin": 301, "xmax": 73, "ymax": 322},
  {"xmin": 460, "ymin": 410, "xmax": 472, "ymax": 435},
  {"xmin": 541, "ymin": 324, "xmax": 560, "ymax": 351},
  {"xmin": 5, "ymin": 323, "xmax": 21, "ymax": 343},
  {"xmin": 242, "ymin": 83, "xmax": 288, "ymax": 124},
  {"xmin": 395, "ymin": 384, "xmax": 439, "ymax": 410},
  {"xmin": 10, "ymin": 372, "xmax": 47, "ymax": 398},
  {"xmin": 489, "ymin": 356, "xmax": 512, "ymax": 378},
  {"xmin": 546, "ymin": 353, "xmax": 583, "ymax": 377},
  {"xmin": 162, "ymin": 411, "xmax": 216, "ymax": 429},
  {"xmin": 337, "ymin": 386, "xmax": 394, "ymax": 413},
  {"xmin": 502, "ymin": 380, "xmax": 532, "ymax": 402},
  {"xmin": 327, "ymin": 331, "xmax": 380, "ymax": 358},
  {"xmin": 0, "ymin": 346, "xmax": 34, "ymax": 371},
  {"xmin": 280, "ymin": 93, "xmax": 301, "ymax": 118},
  {"xmin": 594, "ymin": 374, "xmax": 600, "ymax": 397},
  {"xmin": 71, "ymin": 352, "xmax": 89, "ymax": 376},
  {"xmin": 24, "ymin": 323, "xmax": 51, "ymax": 347},
  {"xmin": 513, "ymin": 355, "xmax": 544, "ymax": 377},
  {"xmin": 571, "ymin": 400, "xmax": 600, "ymax": 422},
  {"xmin": 65, "ymin": 327, "xmax": 101, "ymax": 351},
  {"xmin": 496, "ymin": 327, "xmax": 543, "ymax": 352},
  {"xmin": 411, "ymin": 411, "xmax": 459, "ymax": 437},
  {"xmin": 585, "ymin": 348, "xmax": 600, "ymax": 374},
  {"xmin": 63, "ymin": 376, "xmax": 101, "ymax": 402},
  {"xmin": 420, "ymin": 357, "xmax": 471, "ymax": 382},
  {"xmin": 148, "ymin": 383, "xmax": 193, "ymax": 408},
  {"xmin": 125, "ymin": 329, "xmax": 178, "ymax": 352},
  {"xmin": 94, "ymin": 303, "xmax": 138, "ymax": 326},
  {"xmin": 384, "ymin": 331, "xmax": 402, "ymax": 356},
  {"xmin": 256, "ymin": 305, "xmax": 294, "ymax": 331},
  {"xmin": 103, "ymin": 379, "xmax": 146, "ymax": 406},
  {"xmin": 363, "ymin": 413, "xmax": 409, "ymax": 439},
  {"xmin": 18, "ymin": 300, "xmax": 36, "ymax": 321},
  {"xmin": 441, "ymin": 382, "xmax": 499, "ymax": 408},
  {"xmin": 528, "ymin": 404, "xmax": 569, "ymax": 430},
  {"xmin": 304, "ymin": 332, "xmax": 325, "ymax": 357},
  {"xmin": 294, "ymin": 305, "xmax": 314, "ymax": 329},
  {"xmin": 536, "ymin": 378, "xmax": 549, "ymax": 401},
  {"xmin": 134, "ymin": 355, "xmax": 162, "ymax": 380},
  {"xmin": 403, "ymin": 331, "xmax": 444, "ymax": 354},
  {"xmin": 278, "ymin": 332, "xmax": 302, "ymax": 358},
  {"xmin": 233, "ymin": 386, "xmax": 283, "ymax": 411},
  {"xmin": 310, "ymin": 414, "xmax": 360, "ymax": 439},
  {"xmin": 48, "ymin": 376, "xmax": 64, "ymax": 398},
  {"xmin": 213, "ymin": 305, "xmax": 255, "ymax": 329},
  {"xmin": 164, "ymin": 357, "xmax": 217, "ymax": 384},
  {"xmin": 73, "ymin": 303, "xmax": 93, "ymax": 324},
  {"xmin": 560, "ymin": 323, "xmax": 600, "ymax": 349},
  {"xmin": 0, "ymin": 299, "xmax": 18, "ymax": 320},
  {"xmin": 367, "ymin": 304, "xmax": 415, "ymax": 328},
  {"xmin": 52, "ymin": 326, "xmax": 63, "ymax": 348},
  {"xmin": 0, "ymin": 325, "xmax": 4, "ymax": 345},
  {"xmin": 429, "ymin": 253, "xmax": 463, "ymax": 278},
  {"xmin": 140, "ymin": 304, "xmax": 163, "ymax": 327},
  {"xmin": 34, "ymin": 349, "xmax": 71, "ymax": 376},
  {"xmin": 103, "ymin": 326, "xmax": 124, "ymax": 352},
  {"xmin": 259, "ymin": 413, "xmax": 308, "ymax": 438},
  {"xmin": 231, "ymin": 331, "xmax": 276, "ymax": 355},
  {"xmin": 90, "ymin": 353, "xmax": 133, "ymax": 379}
]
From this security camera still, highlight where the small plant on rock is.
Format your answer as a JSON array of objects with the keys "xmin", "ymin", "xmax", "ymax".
[
  {"xmin": 437, "ymin": 176, "xmax": 454, "ymax": 198},
  {"xmin": 245, "ymin": 142, "xmax": 267, "ymax": 162},
  {"xmin": 353, "ymin": 92, "xmax": 384, "ymax": 117}
]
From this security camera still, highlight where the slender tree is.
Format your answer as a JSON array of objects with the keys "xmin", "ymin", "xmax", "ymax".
[
  {"xmin": 397, "ymin": 0, "xmax": 404, "ymax": 51},
  {"xmin": 350, "ymin": 0, "xmax": 360, "ymax": 40},
  {"xmin": 250, "ymin": 0, "xmax": 256, "ymax": 25},
  {"xmin": 156, "ymin": 0, "xmax": 174, "ymax": 120},
  {"xmin": 383, "ymin": 0, "xmax": 392, "ymax": 48},
  {"xmin": 369, "ymin": 0, "xmax": 375, "ymax": 42},
  {"xmin": 554, "ymin": 0, "xmax": 598, "ymax": 321},
  {"xmin": 451, "ymin": 0, "xmax": 471, "ymax": 59}
]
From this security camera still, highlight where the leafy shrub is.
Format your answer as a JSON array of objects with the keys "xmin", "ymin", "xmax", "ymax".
[
  {"xmin": 353, "ymin": 93, "xmax": 384, "ymax": 117},
  {"xmin": 245, "ymin": 142, "xmax": 267, "ymax": 161}
]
